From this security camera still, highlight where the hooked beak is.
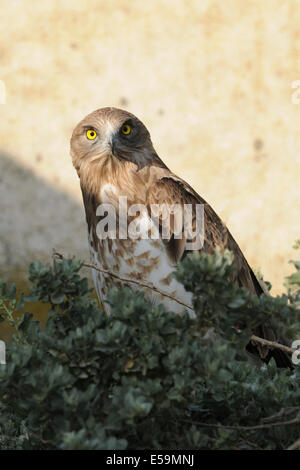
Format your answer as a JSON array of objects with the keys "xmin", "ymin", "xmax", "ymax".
[{"xmin": 110, "ymin": 135, "xmax": 116, "ymax": 156}]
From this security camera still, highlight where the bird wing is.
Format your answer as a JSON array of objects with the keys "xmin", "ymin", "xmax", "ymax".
[
  {"xmin": 147, "ymin": 173, "xmax": 260, "ymax": 295},
  {"xmin": 147, "ymin": 172, "xmax": 292, "ymax": 368}
]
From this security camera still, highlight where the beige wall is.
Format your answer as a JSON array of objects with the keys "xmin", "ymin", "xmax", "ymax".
[{"xmin": 0, "ymin": 0, "xmax": 300, "ymax": 294}]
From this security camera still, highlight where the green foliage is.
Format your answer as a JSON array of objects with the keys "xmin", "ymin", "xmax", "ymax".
[
  {"xmin": 0, "ymin": 247, "xmax": 299, "ymax": 450},
  {"xmin": 0, "ymin": 280, "xmax": 23, "ymax": 338}
]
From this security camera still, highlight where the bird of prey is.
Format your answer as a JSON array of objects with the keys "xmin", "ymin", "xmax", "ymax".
[{"xmin": 70, "ymin": 107, "xmax": 291, "ymax": 368}]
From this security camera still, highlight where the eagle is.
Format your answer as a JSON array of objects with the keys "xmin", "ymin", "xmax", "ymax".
[{"xmin": 70, "ymin": 107, "xmax": 291, "ymax": 368}]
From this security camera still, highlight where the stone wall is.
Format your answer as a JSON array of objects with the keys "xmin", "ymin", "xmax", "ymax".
[{"xmin": 0, "ymin": 0, "xmax": 300, "ymax": 293}]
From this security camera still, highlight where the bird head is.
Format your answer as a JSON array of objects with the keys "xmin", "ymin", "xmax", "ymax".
[{"xmin": 70, "ymin": 107, "xmax": 163, "ymax": 173}]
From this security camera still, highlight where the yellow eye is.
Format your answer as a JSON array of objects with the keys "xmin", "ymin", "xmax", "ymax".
[
  {"xmin": 86, "ymin": 129, "xmax": 97, "ymax": 140},
  {"xmin": 121, "ymin": 124, "xmax": 131, "ymax": 135}
]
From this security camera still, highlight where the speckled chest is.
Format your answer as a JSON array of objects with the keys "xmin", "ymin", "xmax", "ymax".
[{"xmin": 87, "ymin": 184, "xmax": 194, "ymax": 316}]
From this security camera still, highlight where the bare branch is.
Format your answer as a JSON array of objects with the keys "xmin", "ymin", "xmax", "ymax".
[
  {"xmin": 52, "ymin": 250, "xmax": 192, "ymax": 310},
  {"xmin": 250, "ymin": 335, "xmax": 296, "ymax": 356},
  {"xmin": 180, "ymin": 413, "xmax": 300, "ymax": 432},
  {"xmin": 287, "ymin": 438, "xmax": 300, "ymax": 450}
]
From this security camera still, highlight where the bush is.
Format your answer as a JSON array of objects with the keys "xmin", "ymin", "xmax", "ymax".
[{"xmin": 0, "ymin": 247, "xmax": 299, "ymax": 450}]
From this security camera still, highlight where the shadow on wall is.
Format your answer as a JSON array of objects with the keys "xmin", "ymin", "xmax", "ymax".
[
  {"xmin": 0, "ymin": 150, "xmax": 91, "ymax": 281},
  {"xmin": 0, "ymin": 151, "xmax": 94, "ymax": 340}
]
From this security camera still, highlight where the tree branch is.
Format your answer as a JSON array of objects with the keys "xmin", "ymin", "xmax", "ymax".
[
  {"xmin": 287, "ymin": 437, "xmax": 300, "ymax": 450},
  {"xmin": 53, "ymin": 250, "xmax": 192, "ymax": 310},
  {"xmin": 180, "ymin": 413, "xmax": 300, "ymax": 432}
]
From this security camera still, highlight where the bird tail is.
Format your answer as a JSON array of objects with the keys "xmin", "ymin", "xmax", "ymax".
[{"xmin": 246, "ymin": 268, "xmax": 293, "ymax": 369}]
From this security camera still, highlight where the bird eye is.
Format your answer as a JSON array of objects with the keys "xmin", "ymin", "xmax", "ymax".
[
  {"xmin": 121, "ymin": 124, "xmax": 131, "ymax": 135},
  {"xmin": 86, "ymin": 129, "xmax": 97, "ymax": 140}
]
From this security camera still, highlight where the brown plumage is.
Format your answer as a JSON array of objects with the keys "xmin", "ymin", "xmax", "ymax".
[{"xmin": 70, "ymin": 107, "xmax": 291, "ymax": 368}]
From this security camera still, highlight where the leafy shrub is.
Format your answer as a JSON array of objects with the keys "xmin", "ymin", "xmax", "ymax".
[{"xmin": 0, "ymin": 247, "xmax": 299, "ymax": 450}]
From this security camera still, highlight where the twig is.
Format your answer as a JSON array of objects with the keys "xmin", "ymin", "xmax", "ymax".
[
  {"xmin": 29, "ymin": 432, "xmax": 53, "ymax": 445},
  {"xmin": 262, "ymin": 406, "xmax": 300, "ymax": 423},
  {"xmin": 52, "ymin": 251, "xmax": 192, "ymax": 310},
  {"xmin": 52, "ymin": 251, "xmax": 298, "ymax": 357},
  {"xmin": 287, "ymin": 438, "xmax": 300, "ymax": 450},
  {"xmin": 250, "ymin": 335, "xmax": 296, "ymax": 356},
  {"xmin": 180, "ymin": 414, "xmax": 300, "ymax": 432}
]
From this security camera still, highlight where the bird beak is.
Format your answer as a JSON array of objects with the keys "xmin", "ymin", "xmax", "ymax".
[{"xmin": 110, "ymin": 135, "xmax": 117, "ymax": 156}]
